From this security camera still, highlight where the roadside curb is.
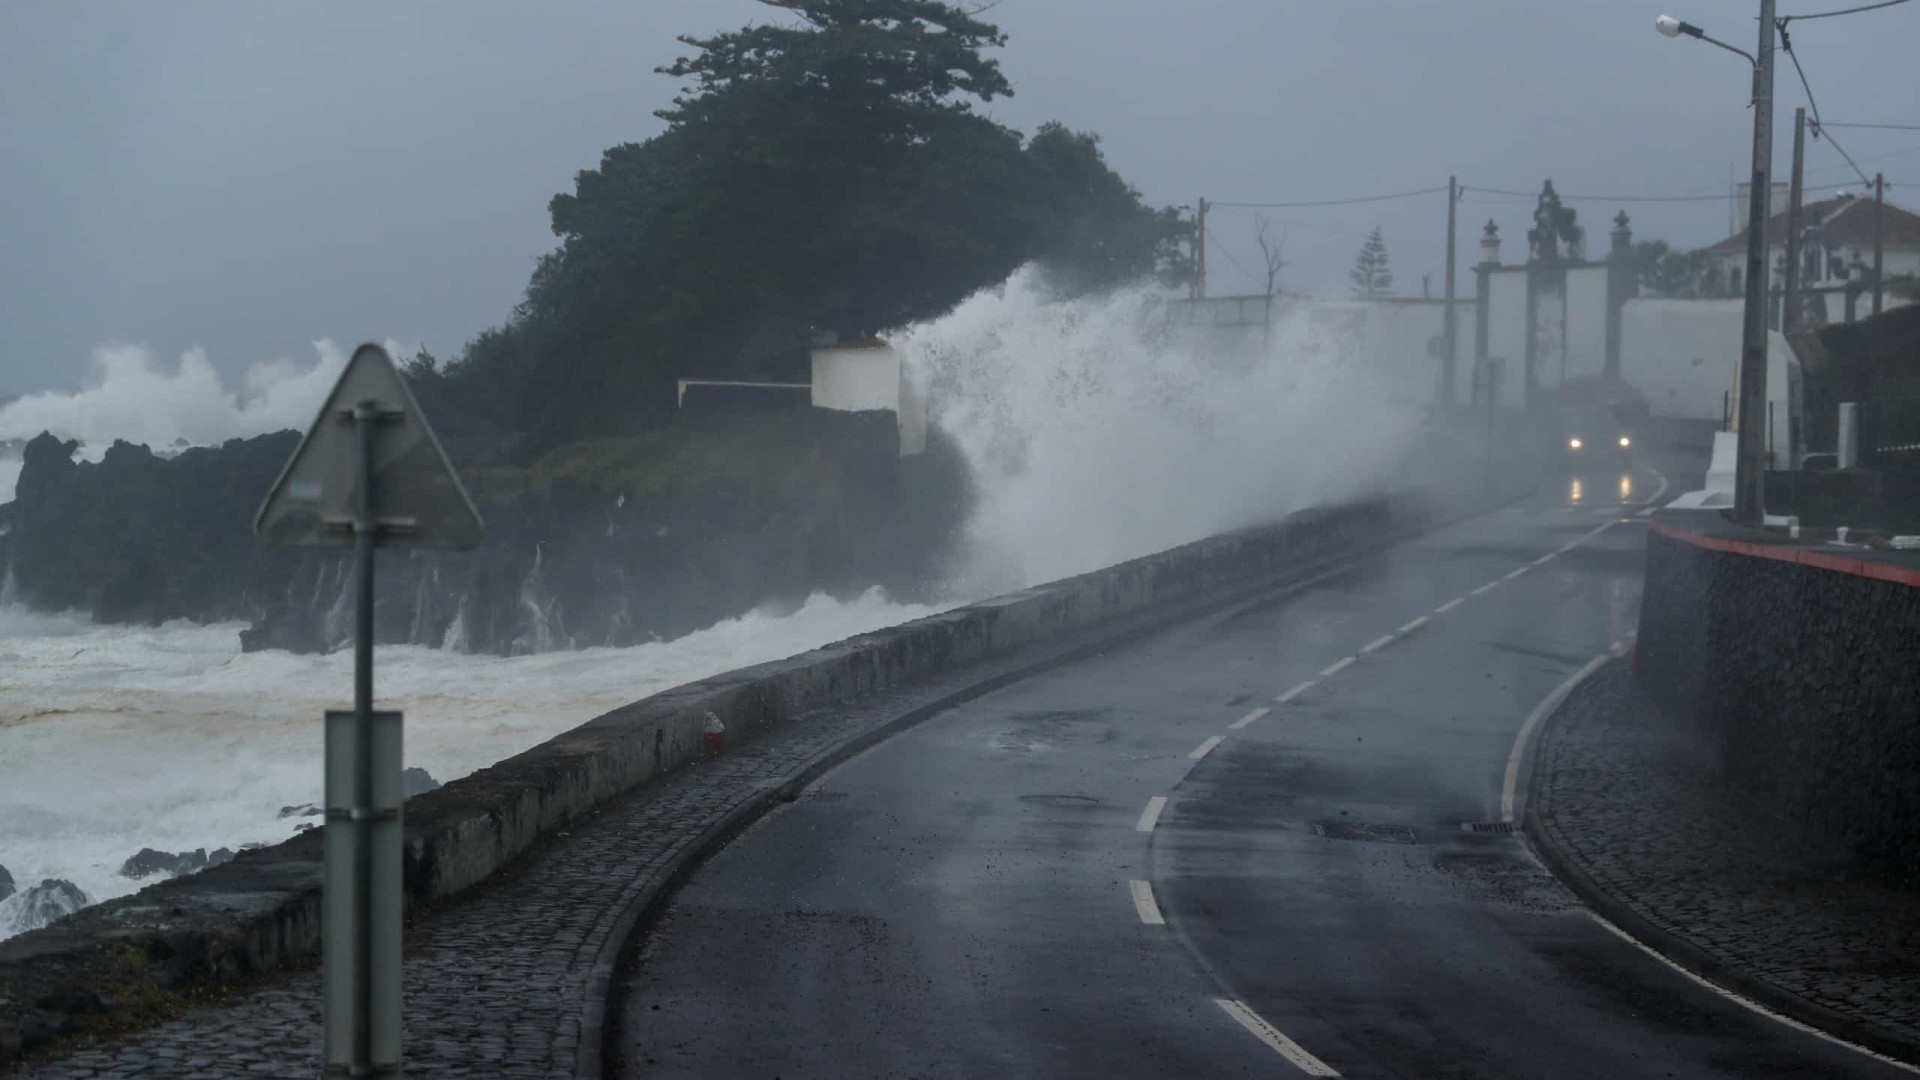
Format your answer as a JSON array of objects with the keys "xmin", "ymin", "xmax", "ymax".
[
  {"xmin": 1522, "ymin": 657, "xmax": 1920, "ymax": 1069},
  {"xmin": 576, "ymin": 534, "xmax": 1409, "ymax": 1080}
]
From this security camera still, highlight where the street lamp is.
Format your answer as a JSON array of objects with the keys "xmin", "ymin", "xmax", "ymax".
[{"xmin": 1656, "ymin": 5, "xmax": 1774, "ymax": 526}]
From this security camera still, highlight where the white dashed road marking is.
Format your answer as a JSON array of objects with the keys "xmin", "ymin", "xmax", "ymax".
[
  {"xmin": 1638, "ymin": 506, "xmax": 1656, "ymax": 516},
  {"xmin": 1503, "ymin": 567, "xmax": 1529, "ymax": 580},
  {"xmin": 1275, "ymin": 680, "xmax": 1316, "ymax": 703},
  {"xmin": 1433, "ymin": 597, "xmax": 1465, "ymax": 614},
  {"xmin": 1230, "ymin": 706, "xmax": 1270, "ymax": 730},
  {"xmin": 1135, "ymin": 796, "xmax": 1167, "ymax": 834},
  {"xmin": 1214, "ymin": 999, "xmax": 1341, "ymax": 1076},
  {"xmin": 1358, "ymin": 634, "xmax": 1396, "ymax": 654},
  {"xmin": 1188, "ymin": 735, "xmax": 1225, "ymax": 761},
  {"xmin": 1397, "ymin": 615, "xmax": 1429, "ymax": 634},
  {"xmin": 1470, "ymin": 581, "xmax": 1500, "ymax": 596},
  {"xmin": 1130, "ymin": 879, "xmax": 1165, "ymax": 925},
  {"xmin": 1318, "ymin": 657, "xmax": 1356, "ymax": 678},
  {"xmin": 1533, "ymin": 553, "xmax": 1556, "ymax": 565}
]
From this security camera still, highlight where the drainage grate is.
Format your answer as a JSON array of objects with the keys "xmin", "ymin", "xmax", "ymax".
[
  {"xmin": 1459, "ymin": 821, "xmax": 1519, "ymax": 835},
  {"xmin": 1311, "ymin": 820, "xmax": 1417, "ymax": 845}
]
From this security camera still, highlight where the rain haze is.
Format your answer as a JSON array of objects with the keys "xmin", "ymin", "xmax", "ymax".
[
  {"xmin": 3, "ymin": 0, "xmax": 1914, "ymax": 394},
  {"xmin": 3, "ymin": 1, "xmax": 1920, "ymax": 1077}
]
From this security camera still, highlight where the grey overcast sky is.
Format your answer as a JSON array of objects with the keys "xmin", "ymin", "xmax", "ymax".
[{"xmin": 3, "ymin": 0, "xmax": 1915, "ymax": 396}]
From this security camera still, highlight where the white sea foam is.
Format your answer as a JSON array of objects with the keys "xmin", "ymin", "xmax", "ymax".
[{"xmin": 0, "ymin": 587, "xmax": 943, "ymax": 937}]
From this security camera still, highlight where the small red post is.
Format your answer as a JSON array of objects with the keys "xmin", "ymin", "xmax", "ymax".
[{"xmin": 701, "ymin": 712, "xmax": 726, "ymax": 758}]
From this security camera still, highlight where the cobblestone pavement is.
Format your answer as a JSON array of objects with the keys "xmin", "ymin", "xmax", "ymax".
[
  {"xmin": 11, "ymin": 620, "xmax": 1144, "ymax": 1080},
  {"xmin": 1533, "ymin": 660, "xmax": 1920, "ymax": 1054}
]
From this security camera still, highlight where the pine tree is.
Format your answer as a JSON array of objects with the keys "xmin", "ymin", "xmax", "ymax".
[{"xmin": 1349, "ymin": 226, "xmax": 1394, "ymax": 299}]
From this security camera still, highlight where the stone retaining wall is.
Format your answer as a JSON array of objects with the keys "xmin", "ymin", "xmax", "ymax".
[
  {"xmin": 1635, "ymin": 509, "xmax": 1920, "ymax": 876},
  {"xmin": 0, "ymin": 496, "xmax": 1408, "ymax": 1059}
]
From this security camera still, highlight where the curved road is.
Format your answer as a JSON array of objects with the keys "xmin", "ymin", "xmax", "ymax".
[{"xmin": 614, "ymin": 458, "xmax": 1914, "ymax": 1079}]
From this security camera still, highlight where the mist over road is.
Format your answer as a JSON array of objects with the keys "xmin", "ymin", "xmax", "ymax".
[{"xmin": 613, "ymin": 446, "xmax": 1914, "ymax": 1080}]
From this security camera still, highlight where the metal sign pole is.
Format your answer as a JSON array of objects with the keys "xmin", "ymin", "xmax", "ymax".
[
  {"xmin": 254, "ymin": 342, "xmax": 483, "ymax": 1079},
  {"xmin": 351, "ymin": 400, "xmax": 378, "ymax": 1077}
]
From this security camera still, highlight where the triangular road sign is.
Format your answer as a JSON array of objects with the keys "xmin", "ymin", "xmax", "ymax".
[{"xmin": 255, "ymin": 343, "xmax": 484, "ymax": 550}]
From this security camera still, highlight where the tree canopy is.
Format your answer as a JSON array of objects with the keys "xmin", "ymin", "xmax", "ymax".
[
  {"xmin": 1349, "ymin": 227, "xmax": 1394, "ymax": 299},
  {"xmin": 423, "ymin": 0, "xmax": 1187, "ymax": 460}
]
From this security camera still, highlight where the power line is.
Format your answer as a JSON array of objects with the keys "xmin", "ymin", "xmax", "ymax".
[
  {"xmin": 1465, "ymin": 185, "xmax": 1735, "ymax": 203},
  {"xmin": 1204, "ymin": 227, "xmax": 1264, "ymax": 290},
  {"xmin": 1212, "ymin": 184, "xmax": 1448, "ymax": 209},
  {"xmin": 1812, "ymin": 121, "xmax": 1877, "ymax": 186},
  {"xmin": 1782, "ymin": 0, "xmax": 1910, "ymax": 19},
  {"xmin": 1819, "ymin": 121, "xmax": 1920, "ymax": 131}
]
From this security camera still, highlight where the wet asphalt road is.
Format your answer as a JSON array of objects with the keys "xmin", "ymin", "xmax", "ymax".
[{"xmin": 614, "ymin": 458, "xmax": 1915, "ymax": 1079}]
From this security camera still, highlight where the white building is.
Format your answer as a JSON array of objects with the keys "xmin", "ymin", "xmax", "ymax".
[{"xmin": 1701, "ymin": 192, "xmax": 1920, "ymax": 320}]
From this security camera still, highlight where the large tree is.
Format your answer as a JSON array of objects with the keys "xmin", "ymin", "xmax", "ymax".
[{"xmin": 440, "ymin": 0, "xmax": 1185, "ymax": 456}]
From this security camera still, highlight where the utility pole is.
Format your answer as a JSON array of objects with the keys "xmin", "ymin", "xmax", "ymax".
[
  {"xmin": 1731, "ymin": 0, "xmax": 1776, "ymax": 525},
  {"xmin": 1442, "ymin": 175, "xmax": 1459, "ymax": 406},
  {"xmin": 1782, "ymin": 107, "xmax": 1806, "ymax": 333},
  {"xmin": 1873, "ymin": 173, "xmax": 1885, "ymax": 316},
  {"xmin": 1194, "ymin": 197, "xmax": 1210, "ymax": 301}
]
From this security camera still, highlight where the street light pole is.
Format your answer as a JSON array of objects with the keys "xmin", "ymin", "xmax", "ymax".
[{"xmin": 1661, "ymin": 6, "xmax": 1774, "ymax": 524}]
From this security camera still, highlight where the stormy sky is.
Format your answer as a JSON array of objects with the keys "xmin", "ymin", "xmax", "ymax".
[{"xmin": 3, "ymin": 0, "xmax": 1915, "ymax": 396}]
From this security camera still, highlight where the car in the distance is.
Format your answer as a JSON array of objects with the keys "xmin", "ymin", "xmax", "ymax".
[{"xmin": 1553, "ymin": 404, "xmax": 1633, "ymax": 469}]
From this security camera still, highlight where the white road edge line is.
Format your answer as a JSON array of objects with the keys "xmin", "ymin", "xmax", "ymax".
[
  {"xmin": 1470, "ymin": 581, "xmax": 1500, "ymax": 596},
  {"xmin": 1318, "ymin": 656, "xmax": 1357, "ymax": 678},
  {"xmin": 1189, "ymin": 735, "xmax": 1225, "ymax": 761},
  {"xmin": 1638, "ymin": 506, "xmax": 1656, "ymax": 517},
  {"xmin": 1500, "ymin": 651, "xmax": 1612, "ymax": 823},
  {"xmin": 1229, "ymin": 706, "xmax": 1270, "ymax": 730},
  {"xmin": 1135, "ymin": 796, "xmax": 1168, "ymax": 833},
  {"xmin": 1129, "ymin": 879, "xmax": 1165, "ymax": 925},
  {"xmin": 1433, "ymin": 597, "xmax": 1465, "ymax": 614},
  {"xmin": 1275, "ymin": 680, "xmax": 1316, "ymax": 703},
  {"xmin": 1397, "ymin": 615, "xmax": 1430, "ymax": 634},
  {"xmin": 1214, "ymin": 999, "xmax": 1341, "ymax": 1077},
  {"xmin": 1358, "ymin": 633, "xmax": 1396, "ymax": 654},
  {"xmin": 1583, "ymin": 911, "xmax": 1920, "ymax": 1075},
  {"xmin": 1503, "ymin": 567, "xmax": 1529, "ymax": 580},
  {"xmin": 1640, "ymin": 463, "xmax": 1671, "ymax": 506},
  {"xmin": 1533, "ymin": 553, "xmax": 1556, "ymax": 565}
]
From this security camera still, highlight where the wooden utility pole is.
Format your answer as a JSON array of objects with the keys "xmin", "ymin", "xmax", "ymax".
[
  {"xmin": 1783, "ymin": 107, "xmax": 1806, "ymax": 333},
  {"xmin": 1873, "ymin": 173, "xmax": 1885, "ymax": 316},
  {"xmin": 1195, "ymin": 197, "xmax": 1210, "ymax": 301},
  {"xmin": 1442, "ymin": 175, "xmax": 1459, "ymax": 406},
  {"xmin": 1732, "ymin": 0, "xmax": 1776, "ymax": 525}
]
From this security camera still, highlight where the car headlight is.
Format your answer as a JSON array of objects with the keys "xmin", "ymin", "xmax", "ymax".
[
  {"xmin": 1619, "ymin": 436, "xmax": 1630, "ymax": 447},
  {"xmin": 1568, "ymin": 438, "xmax": 1583, "ymax": 450}
]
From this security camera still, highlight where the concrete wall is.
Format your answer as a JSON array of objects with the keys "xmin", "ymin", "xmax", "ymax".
[
  {"xmin": 1486, "ymin": 272, "xmax": 1528, "ymax": 408},
  {"xmin": 1635, "ymin": 509, "xmax": 1920, "ymax": 878},
  {"xmin": 810, "ymin": 343, "xmax": 928, "ymax": 456},
  {"xmin": 1566, "ymin": 265, "xmax": 1610, "ymax": 383},
  {"xmin": 0, "ymin": 496, "xmax": 1414, "ymax": 1056}
]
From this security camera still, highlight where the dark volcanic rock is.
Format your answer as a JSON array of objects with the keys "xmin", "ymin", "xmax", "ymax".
[
  {"xmin": 0, "ymin": 864, "xmax": 12, "ymax": 903},
  {"xmin": 404, "ymin": 767, "xmax": 440, "ymax": 797},
  {"xmin": 14, "ymin": 880, "xmax": 87, "ymax": 931},
  {"xmin": 118, "ymin": 848, "xmax": 210, "ymax": 880},
  {"xmin": 0, "ymin": 408, "xmax": 971, "ymax": 656}
]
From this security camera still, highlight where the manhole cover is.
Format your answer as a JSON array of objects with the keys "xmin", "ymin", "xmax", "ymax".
[
  {"xmin": 1311, "ymin": 820, "xmax": 1417, "ymax": 844},
  {"xmin": 1019, "ymin": 794, "xmax": 1101, "ymax": 808},
  {"xmin": 1459, "ymin": 821, "xmax": 1518, "ymax": 835}
]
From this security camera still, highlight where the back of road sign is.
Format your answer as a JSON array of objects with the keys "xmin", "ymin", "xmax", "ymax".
[{"xmin": 254, "ymin": 343, "xmax": 483, "ymax": 550}]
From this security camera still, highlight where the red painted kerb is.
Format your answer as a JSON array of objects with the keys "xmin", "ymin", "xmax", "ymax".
[{"xmin": 1650, "ymin": 517, "xmax": 1920, "ymax": 588}]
